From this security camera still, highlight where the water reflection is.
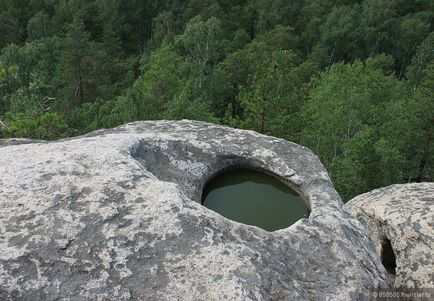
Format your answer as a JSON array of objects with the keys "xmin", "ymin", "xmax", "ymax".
[{"xmin": 202, "ymin": 169, "xmax": 309, "ymax": 231}]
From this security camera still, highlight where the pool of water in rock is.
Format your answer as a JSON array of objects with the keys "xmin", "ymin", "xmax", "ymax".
[{"xmin": 202, "ymin": 169, "xmax": 309, "ymax": 231}]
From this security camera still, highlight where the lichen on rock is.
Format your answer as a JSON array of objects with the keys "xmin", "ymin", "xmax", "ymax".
[
  {"xmin": 346, "ymin": 183, "xmax": 434, "ymax": 289},
  {"xmin": 0, "ymin": 120, "xmax": 389, "ymax": 300}
]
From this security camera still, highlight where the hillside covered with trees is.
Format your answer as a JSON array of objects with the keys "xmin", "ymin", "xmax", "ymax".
[{"xmin": 0, "ymin": 0, "xmax": 433, "ymax": 200}]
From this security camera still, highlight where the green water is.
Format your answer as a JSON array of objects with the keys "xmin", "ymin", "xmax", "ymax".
[{"xmin": 202, "ymin": 169, "xmax": 309, "ymax": 231}]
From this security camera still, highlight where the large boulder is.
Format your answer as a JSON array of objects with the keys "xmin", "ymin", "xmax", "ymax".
[
  {"xmin": 346, "ymin": 183, "xmax": 434, "ymax": 288},
  {"xmin": 0, "ymin": 120, "xmax": 389, "ymax": 300}
]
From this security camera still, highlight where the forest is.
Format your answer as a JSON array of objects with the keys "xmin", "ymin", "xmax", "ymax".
[{"xmin": 0, "ymin": 0, "xmax": 433, "ymax": 201}]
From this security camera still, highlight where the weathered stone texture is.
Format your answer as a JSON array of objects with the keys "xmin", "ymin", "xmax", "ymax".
[
  {"xmin": 346, "ymin": 183, "xmax": 434, "ymax": 288},
  {"xmin": 0, "ymin": 120, "xmax": 389, "ymax": 300}
]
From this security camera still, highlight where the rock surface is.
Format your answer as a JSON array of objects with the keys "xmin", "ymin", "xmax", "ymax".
[
  {"xmin": 0, "ymin": 120, "xmax": 389, "ymax": 300},
  {"xmin": 346, "ymin": 183, "xmax": 434, "ymax": 288}
]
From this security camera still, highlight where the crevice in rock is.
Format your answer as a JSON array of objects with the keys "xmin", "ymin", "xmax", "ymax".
[{"xmin": 380, "ymin": 237, "xmax": 397, "ymax": 278}]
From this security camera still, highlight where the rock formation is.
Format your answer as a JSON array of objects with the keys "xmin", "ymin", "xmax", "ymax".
[
  {"xmin": 0, "ymin": 120, "xmax": 389, "ymax": 300},
  {"xmin": 346, "ymin": 183, "xmax": 434, "ymax": 288}
]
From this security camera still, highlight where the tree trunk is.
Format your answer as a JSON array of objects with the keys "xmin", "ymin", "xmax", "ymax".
[
  {"xmin": 250, "ymin": 10, "xmax": 257, "ymax": 40},
  {"xmin": 327, "ymin": 44, "xmax": 336, "ymax": 71},
  {"xmin": 415, "ymin": 127, "xmax": 432, "ymax": 182},
  {"xmin": 398, "ymin": 55, "xmax": 407, "ymax": 80},
  {"xmin": 75, "ymin": 63, "xmax": 84, "ymax": 104},
  {"xmin": 259, "ymin": 110, "xmax": 265, "ymax": 133},
  {"xmin": 231, "ymin": 90, "xmax": 237, "ymax": 118}
]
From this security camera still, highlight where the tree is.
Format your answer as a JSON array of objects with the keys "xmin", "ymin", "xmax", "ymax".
[
  {"xmin": 255, "ymin": 0, "xmax": 305, "ymax": 33},
  {"xmin": 300, "ymin": 0, "xmax": 333, "ymax": 55},
  {"xmin": 217, "ymin": 25, "xmax": 301, "ymax": 122},
  {"xmin": 27, "ymin": 10, "xmax": 52, "ymax": 41},
  {"xmin": 0, "ymin": 0, "xmax": 31, "ymax": 46},
  {"xmin": 152, "ymin": 11, "xmax": 176, "ymax": 44},
  {"xmin": 301, "ymin": 60, "xmax": 405, "ymax": 200},
  {"xmin": 406, "ymin": 32, "xmax": 434, "ymax": 89},
  {"xmin": 3, "ymin": 111, "xmax": 67, "ymax": 140},
  {"xmin": 394, "ymin": 12, "xmax": 431, "ymax": 79},
  {"xmin": 0, "ymin": 60, "xmax": 18, "ymax": 116},
  {"xmin": 0, "ymin": 38, "xmax": 61, "ymax": 89},
  {"xmin": 0, "ymin": 11, "xmax": 20, "ymax": 48},
  {"xmin": 166, "ymin": 80, "xmax": 217, "ymax": 122},
  {"xmin": 405, "ymin": 62, "xmax": 434, "ymax": 182},
  {"xmin": 311, "ymin": 4, "xmax": 362, "ymax": 67},
  {"xmin": 57, "ymin": 17, "xmax": 109, "ymax": 105},
  {"xmin": 238, "ymin": 50, "xmax": 299, "ymax": 134},
  {"xmin": 183, "ymin": 0, "xmax": 224, "ymax": 22},
  {"xmin": 360, "ymin": 0, "xmax": 399, "ymax": 56},
  {"xmin": 176, "ymin": 16, "xmax": 223, "ymax": 90},
  {"xmin": 130, "ymin": 41, "xmax": 184, "ymax": 120}
]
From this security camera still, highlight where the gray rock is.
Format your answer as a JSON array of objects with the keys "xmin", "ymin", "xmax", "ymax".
[
  {"xmin": 346, "ymin": 183, "xmax": 434, "ymax": 288},
  {"xmin": 0, "ymin": 120, "xmax": 389, "ymax": 300},
  {"xmin": 0, "ymin": 138, "xmax": 45, "ymax": 148}
]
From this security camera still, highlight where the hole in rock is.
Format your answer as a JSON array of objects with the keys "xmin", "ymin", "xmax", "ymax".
[
  {"xmin": 201, "ymin": 169, "xmax": 309, "ymax": 231},
  {"xmin": 381, "ymin": 238, "xmax": 397, "ymax": 276}
]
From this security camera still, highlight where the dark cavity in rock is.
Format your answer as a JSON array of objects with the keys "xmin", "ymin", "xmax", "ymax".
[
  {"xmin": 201, "ymin": 169, "xmax": 309, "ymax": 231},
  {"xmin": 381, "ymin": 237, "xmax": 397, "ymax": 277}
]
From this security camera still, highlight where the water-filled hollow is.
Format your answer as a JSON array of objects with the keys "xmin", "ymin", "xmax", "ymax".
[{"xmin": 201, "ymin": 168, "xmax": 309, "ymax": 231}]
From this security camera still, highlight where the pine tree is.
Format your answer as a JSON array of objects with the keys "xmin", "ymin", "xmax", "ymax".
[{"xmin": 57, "ymin": 16, "xmax": 108, "ymax": 105}]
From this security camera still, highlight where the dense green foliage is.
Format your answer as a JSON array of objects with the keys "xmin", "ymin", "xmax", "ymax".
[{"xmin": 0, "ymin": 0, "xmax": 433, "ymax": 200}]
